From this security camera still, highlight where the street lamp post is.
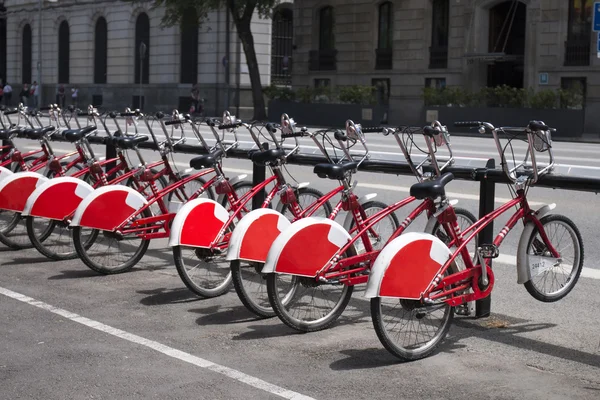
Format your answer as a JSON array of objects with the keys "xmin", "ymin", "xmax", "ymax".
[
  {"xmin": 38, "ymin": 0, "xmax": 58, "ymax": 109},
  {"xmin": 139, "ymin": 41, "xmax": 146, "ymax": 110}
]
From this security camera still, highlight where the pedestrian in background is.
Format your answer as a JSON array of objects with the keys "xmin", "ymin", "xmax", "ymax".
[
  {"xmin": 19, "ymin": 84, "xmax": 29, "ymax": 106},
  {"xmin": 71, "ymin": 86, "xmax": 78, "ymax": 107},
  {"xmin": 56, "ymin": 84, "xmax": 65, "ymax": 108},
  {"xmin": 3, "ymin": 82, "xmax": 12, "ymax": 106},
  {"xmin": 31, "ymin": 81, "xmax": 39, "ymax": 109}
]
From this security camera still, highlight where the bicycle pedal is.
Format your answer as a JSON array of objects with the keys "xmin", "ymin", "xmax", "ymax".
[{"xmin": 477, "ymin": 244, "xmax": 499, "ymax": 259}]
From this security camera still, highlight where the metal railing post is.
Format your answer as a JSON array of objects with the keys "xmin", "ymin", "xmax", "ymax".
[
  {"xmin": 475, "ymin": 158, "xmax": 495, "ymax": 318},
  {"xmin": 251, "ymin": 143, "xmax": 267, "ymax": 210}
]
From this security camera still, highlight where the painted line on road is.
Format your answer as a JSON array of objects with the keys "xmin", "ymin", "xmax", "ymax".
[
  {"xmin": 0, "ymin": 286, "xmax": 315, "ymax": 400},
  {"xmin": 494, "ymin": 254, "xmax": 600, "ymax": 280}
]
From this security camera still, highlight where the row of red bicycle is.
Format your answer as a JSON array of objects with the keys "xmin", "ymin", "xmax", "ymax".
[{"xmin": 0, "ymin": 103, "xmax": 584, "ymax": 360}]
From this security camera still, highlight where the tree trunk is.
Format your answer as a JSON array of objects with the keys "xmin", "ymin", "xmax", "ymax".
[{"xmin": 233, "ymin": 18, "xmax": 266, "ymax": 121}]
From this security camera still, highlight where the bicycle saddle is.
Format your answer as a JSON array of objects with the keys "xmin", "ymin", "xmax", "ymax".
[
  {"xmin": 62, "ymin": 126, "xmax": 96, "ymax": 142},
  {"xmin": 250, "ymin": 148, "xmax": 285, "ymax": 166},
  {"xmin": 112, "ymin": 135, "xmax": 149, "ymax": 150},
  {"xmin": 313, "ymin": 161, "xmax": 358, "ymax": 180},
  {"xmin": 190, "ymin": 148, "xmax": 224, "ymax": 170},
  {"xmin": 0, "ymin": 127, "xmax": 21, "ymax": 140},
  {"xmin": 23, "ymin": 126, "xmax": 55, "ymax": 139},
  {"xmin": 409, "ymin": 172, "xmax": 454, "ymax": 200}
]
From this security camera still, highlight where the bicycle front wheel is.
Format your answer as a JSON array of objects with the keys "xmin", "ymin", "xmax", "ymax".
[{"xmin": 523, "ymin": 214, "xmax": 584, "ymax": 302}]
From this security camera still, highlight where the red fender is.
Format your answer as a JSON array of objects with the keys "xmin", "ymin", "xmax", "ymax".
[
  {"xmin": 169, "ymin": 198, "xmax": 230, "ymax": 248},
  {"xmin": 364, "ymin": 232, "xmax": 451, "ymax": 299},
  {"xmin": 0, "ymin": 172, "xmax": 49, "ymax": 212},
  {"xmin": 70, "ymin": 185, "xmax": 148, "ymax": 231},
  {"xmin": 226, "ymin": 209, "xmax": 291, "ymax": 263},
  {"xmin": 22, "ymin": 177, "xmax": 94, "ymax": 220},
  {"xmin": 262, "ymin": 218, "xmax": 351, "ymax": 277}
]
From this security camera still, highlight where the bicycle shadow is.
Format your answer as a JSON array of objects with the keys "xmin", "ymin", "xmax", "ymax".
[
  {"xmin": 1, "ymin": 255, "xmax": 55, "ymax": 265},
  {"xmin": 191, "ymin": 304, "xmax": 261, "ymax": 326},
  {"xmin": 137, "ymin": 287, "xmax": 203, "ymax": 306},
  {"xmin": 47, "ymin": 269, "xmax": 101, "ymax": 280}
]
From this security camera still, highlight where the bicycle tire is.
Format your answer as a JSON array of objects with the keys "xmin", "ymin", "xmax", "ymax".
[
  {"xmin": 523, "ymin": 214, "xmax": 584, "ymax": 302},
  {"xmin": 231, "ymin": 187, "xmax": 332, "ymax": 318}
]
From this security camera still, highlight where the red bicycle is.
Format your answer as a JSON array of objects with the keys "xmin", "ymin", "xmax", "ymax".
[{"xmin": 366, "ymin": 120, "xmax": 584, "ymax": 360}]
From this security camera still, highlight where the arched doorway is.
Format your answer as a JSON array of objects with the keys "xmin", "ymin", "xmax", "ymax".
[{"xmin": 487, "ymin": 0, "xmax": 526, "ymax": 88}]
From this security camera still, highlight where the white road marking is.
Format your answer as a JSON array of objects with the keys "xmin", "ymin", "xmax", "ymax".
[
  {"xmin": 0, "ymin": 286, "xmax": 315, "ymax": 400},
  {"xmin": 494, "ymin": 254, "xmax": 600, "ymax": 280}
]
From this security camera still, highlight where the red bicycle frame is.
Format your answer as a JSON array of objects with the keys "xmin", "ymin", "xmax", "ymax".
[{"xmin": 425, "ymin": 189, "xmax": 561, "ymax": 306}]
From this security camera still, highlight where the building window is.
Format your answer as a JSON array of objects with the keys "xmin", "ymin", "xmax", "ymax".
[
  {"xmin": 425, "ymin": 77, "xmax": 446, "ymax": 89},
  {"xmin": 58, "ymin": 21, "xmax": 70, "ymax": 84},
  {"xmin": 372, "ymin": 78, "xmax": 390, "ymax": 105},
  {"xmin": 22, "ymin": 24, "xmax": 32, "ymax": 84},
  {"xmin": 0, "ymin": 5, "xmax": 6, "ymax": 84},
  {"xmin": 271, "ymin": 6, "xmax": 293, "ymax": 86},
  {"xmin": 376, "ymin": 2, "xmax": 393, "ymax": 70},
  {"xmin": 135, "ymin": 12, "xmax": 150, "ymax": 84},
  {"xmin": 561, "ymin": 77, "xmax": 586, "ymax": 109},
  {"xmin": 429, "ymin": 0, "xmax": 449, "ymax": 69},
  {"xmin": 180, "ymin": 8, "xmax": 198, "ymax": 84},
  {"xmin": 94, "ymin": 17, "xmax": 108, "ymax": 84},
  {"xmin": 310, "ymin": 7, "xmax": 337, "ymax": 71},
  {"xmin": 565, "ymin": 0, "xmax": 592, "ymax": 66}
]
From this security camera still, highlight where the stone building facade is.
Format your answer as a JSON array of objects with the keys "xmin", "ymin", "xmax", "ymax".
[
  {"xmin": 0, "ymin": 0, "xmax": 294, "ymax": 117},
  {"xmin": 291, "ymin": 0, "xmax": 600, "ymax": 132}
]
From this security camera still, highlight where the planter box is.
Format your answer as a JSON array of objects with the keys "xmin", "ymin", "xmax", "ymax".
[
  {"xmin": 268, "ymin": 100, "xmax": 389, "ymax": 128},
  {"xmin": 423, "ymin": 106, "xmax": 584, "ymax": 138}
]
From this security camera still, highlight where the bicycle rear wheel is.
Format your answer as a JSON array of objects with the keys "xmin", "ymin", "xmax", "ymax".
[
  {"xmin": 73, "ymin": 208, "xmax": 152, "ymax": 274},
  {"xmin": 232, "ymin": 187, "xmax": 333, "ymax": 318}
]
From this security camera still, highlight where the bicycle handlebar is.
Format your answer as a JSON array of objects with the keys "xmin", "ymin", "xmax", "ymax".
[
  {"xmin": 218, "ymin": 121, "xmax": 242, "ymax": 130},
  {"xmin": 3, "ymin": 109, "xmax": 18, "ymax": 115},
  {"xmin": 164, "ymin": 119, "xmax": 183, "ymax": 126}
]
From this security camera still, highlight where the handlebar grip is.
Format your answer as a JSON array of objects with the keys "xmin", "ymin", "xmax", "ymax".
[
  {"xmin": 454, "ymin": 121, "xmax": 482, "ymax": 127},
  {"xmin": 218, "ymin": 121, "xmax": 242, "ymax": 130},
  {"xmin": 334, "ymin": 130, "xmax": 347, "ymax": 141},
  {"xmin": 422, "ymin": 126, "xmax": 439, "ymax": 137},
  {"xmin": 164, "ymin": 119, "xmax": 183, "ymax": 126},
  {"xmin": 281, "ymin": 132, "xmax": 305, "ymax": 139},
  {"xmin": 39, "ymin": 106, "xmax": 51, "ymax": 111},
  {"xmin": 3, "ymin": 109, "xmax": 18, "ymax": 115},
  {"xmin": 361, "ymin": 126, "xmax": 384, "ymax": 133},
  {"xmin": 528, "ymin": 120, "xmax": 550, "ymax": 131},
  {"xmin": 155, "ymin": 111, "xmax": 165, "ymax": 119},
  {"xmin": 265, "ymin": 123, "xmax": 277, "ymax": 134},
  {"xmin": 109, "ymin": 111, "xmax": 117, "ymax": 119},
  {"xmin": 120, "ymin": 112, "xmax": 137, "ymax": 117}
]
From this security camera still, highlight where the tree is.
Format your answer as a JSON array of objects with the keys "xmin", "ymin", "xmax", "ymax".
[{"xmin": 139, "ymin": 0, "xmax": 278, "ymax": 120}]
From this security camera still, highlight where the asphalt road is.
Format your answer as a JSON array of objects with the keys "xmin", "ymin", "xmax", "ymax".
[{"xmin": 1, "ymin": 118, "xmax": 599, "ymax": 399}]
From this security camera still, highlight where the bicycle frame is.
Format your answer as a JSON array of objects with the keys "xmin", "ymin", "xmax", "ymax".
[{"xmin": 425, "ymin": 188, "xmax": 561, "ymax": 306}]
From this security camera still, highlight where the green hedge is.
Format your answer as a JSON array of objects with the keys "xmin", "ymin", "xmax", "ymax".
[
  {"xmin": 263, "ymin": 84, "xmax": 377, "ymax": 105},
  {"xmin": 423, "ymin": 85, "xmax": 584, "ymax": 109}
]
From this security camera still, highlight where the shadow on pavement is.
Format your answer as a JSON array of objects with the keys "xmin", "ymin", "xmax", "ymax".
[
  {"xmin": 47, "ymin": 269, "xmax": 102, "ymax": 280},
  {"xmin": 231, "ymin": 323, "xmax": 299, "ymax": 341},
  {"xmin": 191, "ymin": 304, "xmax": 261, "ymax": 326},
  {"xmin": 137, "ymin": 287, "xmax": 203, "ymax": 305},
  {"xmin": 1, "ymin": 256, "xmax": 56, "ymax": 265}
]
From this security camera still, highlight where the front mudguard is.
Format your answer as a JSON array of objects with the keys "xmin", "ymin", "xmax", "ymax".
[
  {"xmin": 168, "ymin": 198, "xmax": 230, "ymax": 248},
  {"xmin": 364, "ymin": 232, "xmax": 452, "ymax": 300},
  {"xmin": 262, "ymin": 217, "xmax": 352, "ymax": 277},
  {"xmin": 22, "ymin": 177, "xmax": 94, "ymax": 219},
  {"xmin": 226, "ymin": 208, "xmax": 291, "ymax": 263},
  {"xmin": 70, "ymin": 185, "xmax": 148, "ymax": 230},
  {"xmin": 0, "ymin": 171, "xmax": 49, "ymax": 212},
  {"xmin": 516, "ymin": 203, "xmax": 556, "ymax": 284}
]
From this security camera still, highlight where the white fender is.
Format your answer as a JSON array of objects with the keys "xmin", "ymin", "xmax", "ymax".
[
  {"xmin": 262, "ymin": 217, "xmax": 352, "ymax": 277},
  {"xmin": 0, "ymin": 171, "xmax": 49, "ymax": 212},
  {"xmin": 342, "ymin": 193, "xmax": 378, "ymax": 231},
  {"xmin": 516, "ymin": 203, "xmax": 557, "ymax": 284},
  {"xmin": 216, "ymin": 174, "xmax": 248, "ymax": 205},
  {"xmin": 0, "ymin": 166, "xmax": 13, "ymax": 182},
  {"xmin": 23, "ymin": 177, "xmax": 94, "ymax": 219},
  {"xmin": 365, "ymin": 232, "xmax": 452, "ymax": 299},
  {"xmin": 226, "ymin": 208, "xmax": 291, "ymax": 262},
  {"xmin": 423, "ymin": 199, "xmax": 461, "ymax": 234},
  {"xmin": 168, "ymin": 198, "xmax": 230, "ymax": 248},
  {"xmin": 70, "ymin": 185, "xmax": 148, "ymax": 230},
  {"xmin": 274, "ymin": 182, "xmax": 312, "ymax": 213}
]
